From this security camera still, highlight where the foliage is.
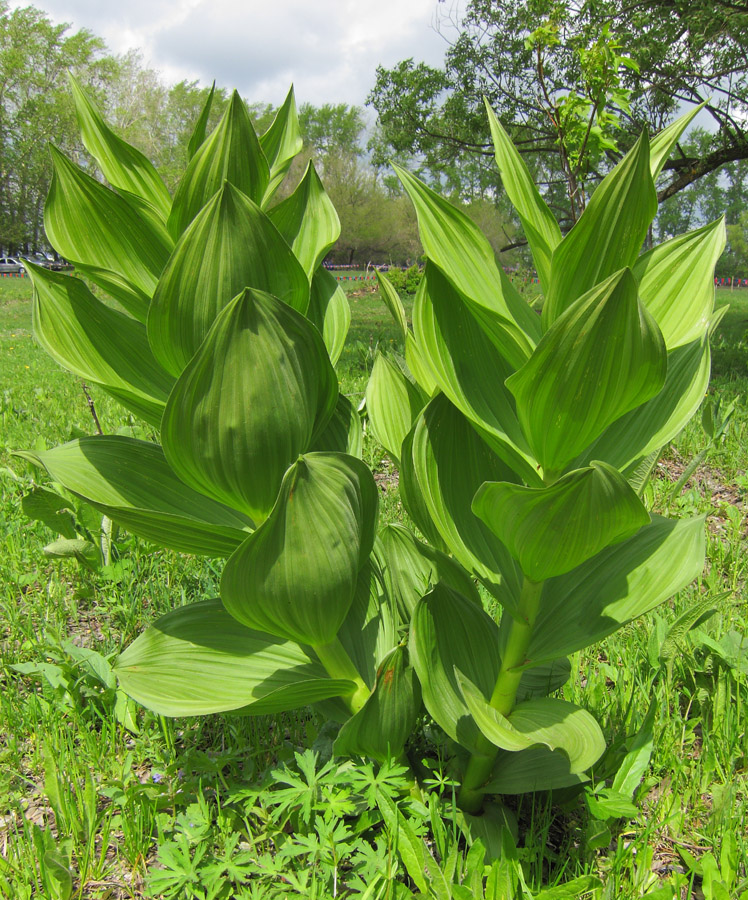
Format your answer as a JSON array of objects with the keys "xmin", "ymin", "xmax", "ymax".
[{"xmin": 383, "ymin": 265, "xmax": 423, "ymax": 296}]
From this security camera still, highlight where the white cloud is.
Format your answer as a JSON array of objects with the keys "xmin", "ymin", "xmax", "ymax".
[{"xmin": 6, "ymin": 0, "xmax": 449, "ymax": 106}]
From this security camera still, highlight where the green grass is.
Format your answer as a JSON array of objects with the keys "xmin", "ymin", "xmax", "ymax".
[{"xmin": 1, "ymin": 278, "xmax": 746, "ymax": 898}]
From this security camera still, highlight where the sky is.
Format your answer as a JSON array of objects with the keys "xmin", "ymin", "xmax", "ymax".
[{"xmin": 8, "ymin": 0, "xmax": 453, "ymax": 108}]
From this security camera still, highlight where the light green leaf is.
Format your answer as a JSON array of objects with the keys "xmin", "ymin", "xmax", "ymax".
[
  {"xmin": 376, "ymin": 271, "xmax": 408, "ymax": 341},
  {"xmin": 334, "ymin": 645, "xmax": 421, "ymax": 761},
  {"xmin": 405, "ymin": 330, "xmax": 439, "ymax": 397},
  {"xmin": 394, "ymin": 165, "xmax": 540, "ymax": 368},
  {"xmin": 508, "ymin": 268, "xmax": 667, "ymax": 475},
  {"xmin": 307, "ymin": 266, "xmax": 351, "ymax": 365},
  {"xmin": 414, "ymin": 263, "xmax": 539, "ymax": 483},
  {"xmin": 260, "ymin": 85, "xmax": 303, "ymax": 205},
  {"xmin": 221, "ymin": 452, "xmax": 378, "ymax": 645},
  {"xmin": 21, "ymin": 487, "xmax": 77, "ymax": 539},
  {"xmin": 268, "ymin": 161, "xmax": 340, "ymax": 280},
  {"xmin": 410, "ymin": 584, "xmax": 500, "ymax": 754},
  {"xmin": 473, "ymin": 462, "xmax": 649, "ymax": 581},
  {"xmin": 457, "ymin": 674, "xmax": 606, "ymax": 774},
  {"xmin": 29, "ymin": 264, "xmax": 173, "ymax": 428},
  {"xmin": 484, "ymin": 100, "xmax": 561, "ymax": 292},
  {"xmin": 161, "ymin": 288, "xmax": 337, "ymax": 522},
  {"xmin": 44, "ymin": 146, "xmax": 172, "ymax": 319},
  {"xmin": 633, "ymin": 218, "xmax": 725, "ymax": 349},
  {"xmin": 366, "ymin": 353, "xmax": 425, "ymax": 464},
  {"xmin": 484, "ymin": 744, "xmax": 589, "ymax": 794},
  {"xmin": 528, "ymin": 515, "xmax": 705, "ymax": 664},
  {"xmin": 187, "ymin": 81, "xmax": 216, "ymax": 159},
  {"xmin": 69, "ymin": 74, "xmax": 171, "ymax": 221},
  {"xmin": 311, "ymin": 392, "xmax": 362, "ymax": 457},
  {"xmin": 115, "ymin": 599, "xmax": 353, "ymax": 716},
  {"xmin": 611, "ymin": 701, "xmax": 656, "ymax": 799},
  {"xmin": 544, "ymin": 133, "xmax": 657, "ymax": 326},
  {"xmin": 375, "ymin": 523, "xmax": 480, "ymax": 621},
  {"xmin": 168, "ymin": 91, "xmax": 269, "ymax": 238},
  {"xmin": 149, "ymin": 183, "xmax": 309, "ymax": 375},
  {"xmin": 44, "ymin": 537, "xmax": 98, "ymax": 563},
  {"xmin": 534, "ymin": 876, "xmax": 603, "ymax": 899},
  {"xmin": 404, "ymin": 394, "xmax": 522, "ymax": 609},
  {"xmin": 16, "ymin": 437, "xmax": 252, "ymax": 557},
  {"xmin": 649, "ymin": 103, "xmax": 705, "ymax": 181},
  {"xmin": 375, "ymin": 793, "xmax": 428, "ymax": 895}
]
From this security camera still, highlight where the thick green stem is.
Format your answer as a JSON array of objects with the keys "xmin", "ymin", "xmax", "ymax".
[
  {"xmin": 312, "ymin": 636, "xmax": 370, "ymax": 715},
  {"xmin": 457, "ymin": 578, "xmax": 545, "ymax": 813}
]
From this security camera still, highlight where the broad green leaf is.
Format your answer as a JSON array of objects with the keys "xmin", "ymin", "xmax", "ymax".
[
  {"xmin": 161, "ymin": 289, "xmax": 337, "ymax": 522},
  {"xmin": 507, "ymin": 268, "xmax": 667, "ymax": 475},
  {"xmin": 334, "ymin": 645, "xmax": 421, "ymax": 761},
  {"xmin": 458, "ymin": 674, "xmax": 606, "ymax": 774},
  {"xmin": 168, "ymin": 91, "xmax": 269, "ymax": 238},
  {"xmin": 611, "ymin": 700, "xmax": 656, "ymax": 799},
  {"xmin": 260, "ymin": 85, "xmax": 303, "ymax": 205},
  {"xmin": 69, "ymin": 74, "xmax": 171, "ymax": 221},
  {"xmin": 29, "ymin": 265, "xmax": 173, "ymax": 428},
  {"xmin": 398, "ymin": 427, "xmax": 449, "ymax": 554},
  {"xmin": 578, "ymin": 335, "xmax": 710, "ymax": 472},
  {"xmin": 268, "ymin": 161, "xmax": 339, "ymax": 279},
  {"xmin": 149, "ymin": 183, "xmax": 309, "ymax": 375},
  {"xmin": 410, "ymin": 584, "xmax": 500, "ymax": 753},
  {"xmin": 649, "ymin": 103, "xmax": 705, "ymax": 181},
  {"xmin": 311, "ymin": 392, "xmax": 362, "ymax": 457},
  {"xmin": 44, "ymin": 147, "xmax": 173, "ymax": 319},
  {"xmin": 375, "ymin": 793, "xmax": 428, "ymax": 895},
  {"xmin": 633, "ymin": 218, "xmax": 725, "ymax": 349},
  {"xmin": 394, "ymin": 165, "xmax": 540, "ymax": 368},
  {"xmin": 404, "ymin": 394, "xmax": 522, "ymax": 608},
  {"xmin": 21, "ymin": 487, "xmax": 77, "ymax": 539},
  {"xmin": 484, "ymin": 745, "xmax": 589, "ymax": 794},
  {"xmin": 43, "ymin": 537, "xmax": 98, "ymax": 563},
  {"xmin": 16, "ymin": 437, "xmax": 253, "ymax": 557},
  {"xmin": 221, "ymin": 452, "xmax": 378, "ymax": 645},
  {"xmin": 528, "ymin": 515, "xmax": 705, "ymax": 664},
  {"xmin": 414, "ymin": 263, "xmax": 539, "ymax": 484},
  {"xmin": 516, "ymin": 658, "xmax": 571, "ymax": 704},
  {"xmin": 544, "ymin": 133, "xmax": 657, "ymax": 326},
  {"xmin": 535, "ymin": 877, "xmax": 603, "ymax": 900},
  {"xmin": 376, "ymin": 271, "xmax": 408, "ymax": 341},
  {"xmin": 375, "ymin": 523, "xmax": 480, "ymax": 621},
  {"xmin": 307, "ymin": 266, "xmax": 351, "ymax": 365},
  {"xmin": 484, "ymin": 100, "xmax": 561, "ymax": 292},
  {"xmin": 405, "ymin": 331, "xmax": 439, "ymax": 397},
  {"xmin": 115, "ymin": 599, "xmax": 354, "ymax": 716},
  {"xmin": 187, "ymin": 81, "xmax": 216, "ymax": 159},
  {"xmin": 473, "ymin": 462, "xmax": 649, "ymax": 581},
  {"xmin": 366, "ymin": 353, "xmax": 425, "ymax": 464}
]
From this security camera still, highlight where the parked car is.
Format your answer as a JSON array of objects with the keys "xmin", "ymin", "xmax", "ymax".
[
  {"xmin": 25, "ymin": 252, "xmax": 73, "ymax": 272},
  {"xmin": 0, "ymin": 257, "xmax": 25, "ymax": 274}
]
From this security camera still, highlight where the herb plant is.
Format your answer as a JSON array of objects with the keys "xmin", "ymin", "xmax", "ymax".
[{"xmin": 19, "ymin": 75, "xmax": 723, "ymax": 838}]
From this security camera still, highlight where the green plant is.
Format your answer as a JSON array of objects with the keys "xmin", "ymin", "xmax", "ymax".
[
  {"xmin": 17, "ymin": 72, "xmax": 725, "ymax": 858},
  {"xmin": 384, "ymin": 264, "xmax": 423, "ymax": 296}
]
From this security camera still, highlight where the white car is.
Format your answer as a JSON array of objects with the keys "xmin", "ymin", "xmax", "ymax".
[{"xmin": 0, "ymin": 257, "xmax": 25, "ymax": 274}]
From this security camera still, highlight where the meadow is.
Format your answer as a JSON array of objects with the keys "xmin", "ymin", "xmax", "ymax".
[{"xmin": 0, "ymin": 273, "xmax": 746, "ymax": 899}]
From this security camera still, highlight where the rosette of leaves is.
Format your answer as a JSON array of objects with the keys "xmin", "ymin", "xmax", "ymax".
[
  {"xmin": 366, "ymin": 99, "xmax": 723, "ymax": 812},
  {"xmin": 17, "ymin": 78, "xmax": 422, "ymax": 764}
]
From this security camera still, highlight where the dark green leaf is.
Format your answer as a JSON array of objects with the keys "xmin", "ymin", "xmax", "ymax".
[{"xmin": 260, "ymin": 85, "xmax": 303, "ymax": 204}]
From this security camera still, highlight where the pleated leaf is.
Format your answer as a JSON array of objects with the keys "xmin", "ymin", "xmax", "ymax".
[
  {"xmin": 115, "ymin": 599, "xmax": 354, "ymax": 716},
  {"xmin": 473, "ymin": 462, "xmax": 649, "ymax": 581},
  {"xmin": 29, "ymin": 264, "xmax": 173, "ymax": 428},
  {"xmin": 458, "ymin": 674, "xmax": 606, "ymax": 774},
  {"xmin": 260, "ymin": 85, "xmax": 303, "ymax": 205},
  {"xmin": 21, "ymin": 487, "xmax": 77, "ymax": 539},
  {"xmin": 649, "ymin": 103, "xmax": 705, "ymax": 181},
  {"xmin": 221, "ymin": 452, "xmax": 378, "ymax": 645},
  {"xmin": 516, "ymin": 658, "xmax": 571, "ymax": 704},
  {"xmin": 44, "ymin": 147, "xmax": 172, "ymax": 319},
  {"xmin": 507, "ymin": 268, "xmax": 667, "ymax": 475},
  {"xmin": 394, "ymin": 165, "xmax": 540, "ymax": 368},
  {"xmin": 149, "ymin": 183, "xmax": 309, "ymax": 375},
  {"xmin": 376, "ymin": 271, "xmax": 408, "ymax": 341},
  {"xmin": 168, "ymin": 91, "xmax": 269, "ymax": 238},
  {"xmin": 187, "ymin": 81, "xmax": 216, "ymax": 159},
  {"xmin": 307, "ymin": 266, "xmax": 351, "ymax": 365},
  {"xmin": 414, "ymin": 263, "xmax": 540, "ymax": 484},
  {"xmin": 528, "ymin": 515, "xmax": 705, "ymax": 665},
  {"xmin": 375, "ymin": 523, "xmax": 481, "ymax": 621},
  {"xmin": 16, "ymin": 437, "xmax": 253, "ymax": 556},
  {"xmin": 633, "ymin": 218, "xmax": 725, "ymax": 349},
  {"xmin": 69, "ymin": 74, "xmax": 171, "ymax": 222},
  {"xmin": 484, "ymin": 745, "xmax": 589, "ymax": 794},
  {"xmin": 366, "ymin": 353, "xmax": 426, "ymax": 464},
  {"xmin": 484, "ymin": 100, "xmax": 561, "ymax": 293},
  {"xmin": 334, "ymin": 645, "xmax": 421, "ymax": 761},
  {"xmin": 268, "ymin": 161, "xmax": 339, "ymax": 280},
  {"xmin": 405, "ymin": 330, "xmax": 439, "ymax": 397},
  {"xmin": 410, "ymin": 584, "xmax": 500, "ymax": 754},
  {"xmin": 578, "ymin": 335, "xmax": 710, "ymax": 472},
  {"xmin": 161, "ymin": 289, "xmax": 337, "ymax": 522},
  {"xmin": 543, "ymin": 133, "xmax": 657, "ymax": 326},
  {"xmin": 404, "ymin": 394, "xmax": 523, "ymax": 609},
  {"xmin": 310, "ymin": 392, "xmax": 363, "ymax": 457}
]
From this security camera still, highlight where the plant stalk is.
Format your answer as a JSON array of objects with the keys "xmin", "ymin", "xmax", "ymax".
[
  {"xmin": 457, "ymin": 577, "xmax": 545, "ymax": 813},
  {"xmin": 312, "ymin": 636, "xmax": 370, "ymax": 715}
]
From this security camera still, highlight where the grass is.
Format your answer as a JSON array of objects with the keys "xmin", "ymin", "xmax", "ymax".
[{"xmin": 1, "ymin": 275, "xmax": 746, "ymax": 898}]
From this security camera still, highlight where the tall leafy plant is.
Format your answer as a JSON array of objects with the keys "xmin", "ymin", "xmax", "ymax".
[{"xmin": 19, "ymin": 76, "xmax": 721, "ymax": 831}]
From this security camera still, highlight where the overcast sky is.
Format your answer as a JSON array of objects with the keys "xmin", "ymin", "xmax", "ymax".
[{"xmin": 9, "ymin": 0, "xmax": 453, "ymax": 108}]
